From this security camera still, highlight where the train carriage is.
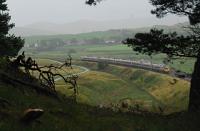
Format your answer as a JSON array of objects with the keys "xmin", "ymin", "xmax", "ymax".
[{"xmin": 81, "ymin": 56, "xmax": 170, "ymax": 74}]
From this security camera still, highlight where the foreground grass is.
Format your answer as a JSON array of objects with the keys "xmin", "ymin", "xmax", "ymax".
[
  {"xmin": 19, "ymin": 58, "xmax": 189, "ymax": 114},
  {"xmin": 0, "ymin": 58, "xmax": 199, "ymax": 131},
  {"xmin": 56, "ymin": 71, "xmax": 156, "ymax": 106},
  {"xmin": 0, "ymin": 80, "xmax": 200, "ymax": 131}
]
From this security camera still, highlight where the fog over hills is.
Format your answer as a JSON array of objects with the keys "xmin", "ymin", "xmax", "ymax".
[{"xmin": 10, "ymin": 17, "xmax": 188, "ymax": 36}]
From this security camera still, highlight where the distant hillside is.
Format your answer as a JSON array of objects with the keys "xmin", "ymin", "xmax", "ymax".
[
  {"xmin": 10, "ymin": 27, "xmax": 57, "ymax": 36},
  {"xmin": 24, "ymin": 22, "xmax": 190, "ymax": 46},
  {"xmin": 10, "ymin": 18, "xmax": 188, "ymax": 36}
]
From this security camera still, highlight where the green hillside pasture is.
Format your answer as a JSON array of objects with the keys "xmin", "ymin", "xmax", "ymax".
[
  {"xmin": 28, "ymin": 44, "xmax": 195, "ymax": 74},
  {"xmin": 56, "ymin": 71, "xmax": 159, "ymax": 111},
  {"xmin": 67, "ymin": 61, "xmax": 190, "ymax": 114},
  {"xmin": 24, "ymin": 24, "xmax": 188, "ymax": 46},
  {"xmin": 1, "ymin": 80, "xmax": 199, "ymax": 131},
  {"xmin": 95, "ymin": 63, "xmax": 190, "ymax": 114},
  {"xmin": 148, "ymin": 78, "xmax": 190, "ymax": 113},
  {"xmin": 104, "ymin": 65, "xmax": 190, "ymax": 114},
  {"xmin": 0, "ymin": 58, "xmax": 198, "ymax": 131},
  {"xmin": 56, "ymin": 68, "xmax": 190, "ymax": 114},
  {"xmin": 124, "ymin": 69, "xmax": 190, "ymax": 113},
  {"xmin": 24, "ymin": 30, "xmax": 134, "ymax": 45}
]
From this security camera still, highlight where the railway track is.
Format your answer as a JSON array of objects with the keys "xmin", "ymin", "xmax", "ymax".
[
  {"xmin": 81, "ymin": 56, "xmax": 191, "ymax": 81},
  {"xmin": 46, "ymin": 59, "xmax": 90, "ymax": 81}
]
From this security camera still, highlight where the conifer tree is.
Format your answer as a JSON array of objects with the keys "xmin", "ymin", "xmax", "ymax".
[
  {"xmin": 123, "ymin": 0, "xmax": 200, "ymax": 112},
  {"xmin": 0, "ymin": 0, "xmax": 24, "ymax": 57},
  {"xmin": 86, "ymin": 0, "xmax": 200, "ymax": 112}
]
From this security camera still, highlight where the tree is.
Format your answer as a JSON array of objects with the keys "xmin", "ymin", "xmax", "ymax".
[
  {"xmin": 122, "ymin": 0, "xmax": 200, "ymax": 112},
  {"xmin": 86, "ymin": 0, "xmax": 200, "ymax": 25},
  {"xmin": 0, "ymin": 0, "xmax": 24, "ymax": 57},
  {"xmin": 86, "ymin": 0, "xmax": 200, "ymax": 112},
  {"xmin": 150, "ymin": 0, "xmax": 200, "ymax": 25},
  {"xmin": 85, "ymin": 0, "xmax": 102, "ymax": 5},
  {"xmin": 124, "ymin": 29, "xmax": 198, "ymax": 58},
  {"xmin": 98, "ymin": 61, "xmax": 108, "ymax": 70}
]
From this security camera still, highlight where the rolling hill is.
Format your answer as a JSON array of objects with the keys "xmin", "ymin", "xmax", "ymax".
[
  {"xmin": 0, "ymin": 58, "xmax": 199, "ymax": 131},
  {"xmin": 10, "ymin": 18, "xmax": 188, "ymax": 37},
  {"xmin": 23, "ymin": 22, "xmax": 189, "ymax": 46},
  {"xmin": 56, "ymin": 60, "xmax": 190, "ymax": 114}
]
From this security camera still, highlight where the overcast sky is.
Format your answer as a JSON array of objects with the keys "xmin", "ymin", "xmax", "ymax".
[{"xmin": 7, "ymin": 0, "xmax": 188, "ymax": 27}]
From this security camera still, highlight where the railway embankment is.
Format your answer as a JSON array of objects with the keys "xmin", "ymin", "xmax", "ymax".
[{"xmin": 81, "ymin": 56, "xmax": 191, "ymax": 81}]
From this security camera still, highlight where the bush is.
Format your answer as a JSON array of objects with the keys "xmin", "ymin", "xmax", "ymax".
[
  {"xmin": 68, "ymin": 49, "xmax": 76, "ymax": 54},
  {"xmin": 97, "ymin": 62, "xmax": 108, "ymax": 70}
]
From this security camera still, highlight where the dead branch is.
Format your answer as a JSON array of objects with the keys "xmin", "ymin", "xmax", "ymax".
[
  {"xmin": 10, "ymin": 52, "xmax": 78, "ymax": 101},
  {"xmin": 59, "ymin": 55, "xmax": 73, "ymax": 69}
]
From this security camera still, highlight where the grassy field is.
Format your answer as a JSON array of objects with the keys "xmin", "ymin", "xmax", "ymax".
[
  {"xmin": 25, "ymin": 44, "xmax": 195, "ymax": 74},
  {"xmin": 55, "ymin": 60, "xmax": 190, "ymax": 114},
  {"xmin": 0, "ymin": 58, "xmax": 199, "ymax": 131},
  {"xmin": 24, "ymin": 24, "xmax": 187, "ymax": 46},
  {"xmin": 56, "ymin": 71, "xmax": 158, "ymax": 108},
  {"xmin": 31, "ymin": 59, "xmax": 83, "ymax": 77},
  {"xmin": 0, "ymin": 79, "xmax": 199, "ymax": 131},
  {"xmin": 26, "ymin": 58, "xmax": 190, "ymax": 114}
]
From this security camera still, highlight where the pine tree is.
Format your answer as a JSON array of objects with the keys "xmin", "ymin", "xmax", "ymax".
[
  {"xmin": 123, "ymin": 0, "xmax": 200, "ymax": 112},
  {"xmin": 86, "ymin": 0, "xmax": 200, "ymax": 112},
  {"xmin": 0, "ymin": 0, "xmax": 24, "ymax": 57}
]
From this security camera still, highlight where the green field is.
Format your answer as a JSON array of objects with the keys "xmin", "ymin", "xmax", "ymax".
[
  {"xmin": 24, "ymin": 24, "xmax": 187, "ymax": 46},
  {"xmin": 23, "ymin": 24, "xmax": 194, "ymax": 74},
  {"xmin": 0, "ymin": 78, "xmax": 198, "ymax": 131},
  {"xmin": 21, "ymin": 59, "xmax": 83, "ymax": 80},
  {"xmin": 54, "ymin": 60, "xmax": 190, "ymax": 114},
  {"xmin": 0, "ymin": 58, "xmax": 198, "ymax": 131},
  {"xmin": 29, "ymin": 59, "xmax": 190, "ymax": 114},
  {"xmin": 25, "ymin": 44, "xmax": 195, "ymax": 74}
]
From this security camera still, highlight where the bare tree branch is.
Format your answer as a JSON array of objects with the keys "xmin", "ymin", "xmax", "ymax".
[{"xmin": 11, "ymin": 52, "xmax": 78, "ymax": 101}]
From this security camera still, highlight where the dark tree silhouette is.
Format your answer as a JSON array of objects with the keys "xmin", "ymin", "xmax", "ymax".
[
  {"xmin": 124, "ymin": 29, "xmax": 198, "ymax": 58},
  {"xmin": 0, "ymin": 0, "xmax": 24, "ymax": 57},
  {"xmin": 11, "ymin": 52, "xmax": 78, "ymax": 101},
  {"xmin": 150, "ymin": 0, "xmax": 200, "ymax": 25},
  {"xmin": 85, "ymin": 0, "xmax": 102, "ymax": 5},
  {"xmin": 123, "ymin": 0, "xmax": 200, "ymax": 112},
  {"xmin": 86, "ymin": 0, "xmax": 200, "ymax": 25},
  {"xmin": 86, "ymin": 0, "xmax": 200, "ymax": 112}
]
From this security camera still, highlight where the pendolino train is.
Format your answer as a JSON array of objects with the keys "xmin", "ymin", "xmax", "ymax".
[{"xmin": 81, "ymin": 56, "xmax": 171, "ymax": 74}]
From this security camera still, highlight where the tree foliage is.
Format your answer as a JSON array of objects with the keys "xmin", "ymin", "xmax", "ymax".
[
  {"xmin": 122, "ymin": 0, "xmax": 200, "ymax": 112},
  {"xmin": 122, "ymin": 0, "xmax": 200, "ymax": 59},
  {"xmin": 150, "ymin": 0, "xmax": 200, "ymax": 25},
  {"xmin": 86, "ymin": 0, "xmax": 200, "ymax": 25},
  {"xmin": 123, "ymin": 29, "xmax": 199, "ymax": 58},
  {"xmin": 85, "ymin": 0, "xmax": 103, "ymax": 5},
  {"xmin": 0, "ymin": 0, "xmax": 24, "ymax": 57},
  {"xmin": 85, "ymin": 0, "xmax": 200, "ymax": 112}
]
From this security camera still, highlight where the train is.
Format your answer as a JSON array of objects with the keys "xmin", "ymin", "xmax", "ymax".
[{"xmin": 81, "ymin": 56, "xmax": 171, "ymax": 74}]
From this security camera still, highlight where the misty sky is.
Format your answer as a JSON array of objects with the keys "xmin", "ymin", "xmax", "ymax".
[{"xmin": 7, "ymin": 0, "xmax": 188, "ymax": 27}]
